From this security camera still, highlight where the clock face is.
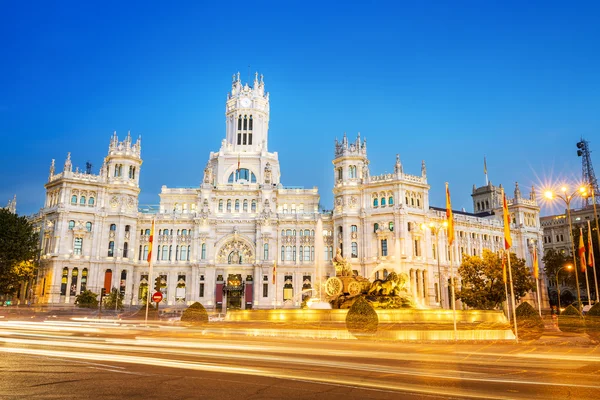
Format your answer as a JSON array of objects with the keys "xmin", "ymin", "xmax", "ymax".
[{"xmin": 240, "ymin": 98, "xmax": 251, "ymax": 108}]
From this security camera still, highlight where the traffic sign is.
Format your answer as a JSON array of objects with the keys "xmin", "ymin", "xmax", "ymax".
[{"xmin": 152, "ymin": 291, "xmax": 163, "ymax": 303}]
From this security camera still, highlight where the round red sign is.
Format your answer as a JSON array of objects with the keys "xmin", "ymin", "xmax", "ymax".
[{"xmin": 152, "ymin": 291, "xmax": 163, "ymax": 303}]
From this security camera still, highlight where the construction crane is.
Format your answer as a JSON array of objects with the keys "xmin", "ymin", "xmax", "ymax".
[{"xmin": 577, "ymin": 138, "xmax": 599, "ymax": 206}]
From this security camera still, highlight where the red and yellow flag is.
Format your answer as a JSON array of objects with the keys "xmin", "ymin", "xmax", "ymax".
[
  {"xmin": 147, "ymin": 219, "xmax": 155, "ymax": 262},
  {"xmin": 272, "ymin": 259, "xmax": 277, "ymax": 284},
  {"xmin": 445, "ymin": 182, "xmax": 454, "ymax": 246},
  {"xmin": 237, "ymin": 153, "xmax": 241, "ymax": 170},
  {"xmin": 588, "ymin": 221, "xmax": 595, "ymax": 268},
  {"xmin": 579, "ymin": 228, "xmax": 586, "ymax": 272},
  {"xmin": 532, "ymin": 249, "xmax": 539, "ymax": 280},
  {"xmin": 502, "ymin": 192, "xmax": 512, "ymax": 250}
]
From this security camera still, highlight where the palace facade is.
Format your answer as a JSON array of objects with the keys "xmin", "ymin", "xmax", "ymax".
[{"xmin": 33, "ymin": 73, "xmax": 548, "ymax": 310}]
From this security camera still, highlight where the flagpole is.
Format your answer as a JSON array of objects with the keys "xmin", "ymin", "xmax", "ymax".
[
  {"xmin": 506, "ymin": 249, "xmax": 519, "ymax": 343},
  {"xmin": 450, "ymin": 242, "xmax": 457, "ymax": 341},
  {"xmin": 591, "ymin": 191, "xmax": 600, "ymax": 303},
  {"xmin": 580, "ymin": 228, "xmax": 592, "ymax": 306},
  {"xmin": 536, "ymin": 278, "xmax": 542, "ymax": 316},
  {"xmin": 273, "ymin": 261, "xmax": 277, "ymax": 310},
  {"xmin": 502, "ymin": 252, "xmax": 510, "ymax": 319},
  {"xmin": 145, "ymin": 218, "xmax": 155, "ymax": 324},
  {"xmin": 588, "ymin": 219, "xmax": 599, "ymax": 303},
  {"xmin": 484, "ymin": 156, "xmax": 488, "ymax": 186},
  {"xmin": 533, "ymin": 248, "xmax": 542, "ymax": 317}
]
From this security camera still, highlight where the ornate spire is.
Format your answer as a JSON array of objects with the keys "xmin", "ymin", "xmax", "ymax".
[
  {"xmin": 514, "ymin": 182, "xmax": 521, "ymax": 199},
  {"xmin": 530, "ymin": 185, "xmax": 536, "ymax": 201},
  {"xmin": 421, "ymin": 160, "xmax": 427, "ymax": 177},
  {"xmin": 394, "ymin": 154, "xmax": 403, "ymax": 174},
  {"xmin": 472, "ymin": 184, "xmax": 477, "ymax": 193},
  {"xmin": 64, "ymin": 152, "xmax": 72, "ymax": 172},
  {"xmin": 49, "ymin": 159, "xmax": 55, "ymax": 180}
]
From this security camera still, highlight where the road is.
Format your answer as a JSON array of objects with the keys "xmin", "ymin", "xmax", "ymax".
[{"xmin": 1, "ymin": 319, "xmax": 599, "ymax": 399}]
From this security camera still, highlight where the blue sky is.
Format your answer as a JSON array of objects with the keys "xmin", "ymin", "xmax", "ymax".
[{"xmin": 1, "ymin": 1, "xmax": 599, "ymax": 216}]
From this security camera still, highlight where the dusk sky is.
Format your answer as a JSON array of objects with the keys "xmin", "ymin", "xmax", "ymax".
[{"xmin": 1, "ymin": 1, "xmax": 599, "ymax": 216}]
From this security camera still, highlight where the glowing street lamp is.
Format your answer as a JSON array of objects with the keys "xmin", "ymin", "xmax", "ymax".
[
  {"xmin": 544, "ymin": 184, "xmax": 588, "ymax": 311},
  {"xmin": 555, "ymin": 264, "xmax": 573, "ymax": 313}
]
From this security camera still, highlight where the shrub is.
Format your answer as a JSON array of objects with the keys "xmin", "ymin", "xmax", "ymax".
[
  {"xmin": 346, "ymin": 296, "xmax": 378, "ymax": 338},
  {"xmin": 513, "ymin": 301, "xmax": 544, "ymax": 340},
  {"xmin": 181, "ymin": 302, "xmax": 209, "ymax": 325},
  {"xmin": 74, "ymin": 290, "xmax": 98, "ymax": 308},
  {"xmin": 558, "ymin": 304, "xmax": 585, "ymax": 333},
  {"xmin": 585, "ymin": 302, "xmax": 600, "ymax": 343}
]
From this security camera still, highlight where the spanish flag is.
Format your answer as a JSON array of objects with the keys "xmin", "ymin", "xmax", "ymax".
[
  {"xmin": 445, "ymin": 182, "xmax": 454, "ymax": 246},
  {"xmin": 532, "ymin": 249, "xmax": 539, "ymax": 280},
  {"xmin": 237, "ymin": 153, "xmax": 241, "ymax": 171},
  {"xmin": 147, "ymin": 219, "xmax": 155, "ymax": 262},
  {"xmin": 502, "ymin": 192, "xmax": 512, "ymax": 250},
  {"xmin": 484, "ymin": 156, "xmax": 487, "ymax": 175},
  {"xmin": 272, "ymin": 259, "xmax": 277, "ymax": 284},
  {"xmin": 579, "ymin": 228, "xmax": 587, "ymax": 272},
  {"xmin": 588, "ymin": 221, "xmax": 595, "ymax": 268}
]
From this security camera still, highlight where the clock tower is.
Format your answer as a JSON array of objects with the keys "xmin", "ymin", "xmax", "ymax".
[{"xmin": 225, "ymin": 72, "xmax": 270, "ymax": 152}]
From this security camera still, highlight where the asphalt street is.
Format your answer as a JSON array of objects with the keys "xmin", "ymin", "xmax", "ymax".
[{"xmin": 1, "ymin": 320, "xmax": 600, "ymax": 399}]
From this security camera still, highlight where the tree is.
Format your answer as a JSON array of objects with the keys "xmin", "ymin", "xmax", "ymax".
[
  {"xmin": 0, "ymin": 209, "xmax": 39, "ymax": 297},
  {"xmin": 75, "ymin": 290, "xmax": 99, "ymax": 308},
  {"xmin": 103, "ymin": 288, "xmax": 124, "ymax": 310},
  {"xmin": 542, "ymin": 249, "xmax": 571, "ymax": 284},
  {"xmin": 457, "ymin": 249, "xmax": 535, "ymax": 310}
]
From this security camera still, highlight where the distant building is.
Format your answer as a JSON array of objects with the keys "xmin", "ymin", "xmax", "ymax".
[
  {"xmin": 540, "ymin": 206, "xmax": 598, "ymax": 305},
  {"xmin": 32, "ymin": 73, "xmax": 547, "ymax": 310}
]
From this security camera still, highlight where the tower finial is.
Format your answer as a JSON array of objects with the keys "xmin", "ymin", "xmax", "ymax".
[
  {"xmin": 421, "ymin": 160, "xmax": 427, "ymax": 177},
  {"xmin": 530, "ymin": 185, "xmax": 536, "ymax": 201},
  {"xmin": 64, "ymin": 152, "xmax": 72, "ymax": 172},
  {"xmin": 49, "ymin": 159, "xmax": 55, "ymax": 179},
  {"xmin": 514, "ymin": 182, "xmax": 521, "ymax": 199}
]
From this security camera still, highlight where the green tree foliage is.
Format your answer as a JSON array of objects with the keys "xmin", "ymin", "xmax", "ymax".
[
  {"xmin": 585, "ymin": 302, "xmax": 600, "ymax": 343},
  {"xmin": 74, "ymin": 290, "xmax": 99, "ymax": 308},
  {"xmin": 346, "ymin": 296, "xmax": 378, "ymax": 338},
  {"xmin": 542, "ymin": 249, "xmax": 571, "ymax": 285},
  {"xmin": 457, "ymin": 249, "xmax": 534, "ymax": 310},
  {"xmin": 103, "ymin": 288, "xmax": 124, "ymax": 310},
  {"xmin": 0, "ymin": 209, "xmax": 39, "ymax": 296},
  {"xmin": 514, "ymin": 301, "xmax": 544, "ymax": 340},
  {"xmin": 181, "ymin": 302, "xmax": 209, "ymax": 324},
  {"xmin": 558, "ymin": 304, "xmax": 585, "ymax": 333}
]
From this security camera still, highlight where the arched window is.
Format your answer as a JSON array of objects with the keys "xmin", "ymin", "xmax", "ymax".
[
  {"xmin": 81, "ymin": 268, "xmax": 88, "ymax": 292},
  {"xmin": 281, "ymin": 246, "xmax": 285, "ymax": 262},
  {"xmin": 187, "ymin": 246, "xmax": 191, "ymax": 261},
  {"xmin": 71, "ymin": 195, "xmax": 77, "ymax": 204},
  {"xmin": 182, "ymin": 229, "xmax": 187, "ymax": 235},
  {"xmin": 80, "ymin": 196, "xmax": 86, "ymax": 205},
  {"xmin": 374, "ymin": 223, "xmax": 379, "ymax": 233},
  {"xmin": 389, "ymin": 222, "xmax": 394, "ymax": 231},
  {"xmin": 180, "ymin": 245, "xmax": 187, "ymax": 261},
  {"xmin": 110, "ymin": 224, "xmax": 116, "ymax": 231},
  {"xmin": 251, "ymin": 200, "xmax": 257, "ymax": 212},
  {"xmin": 201, "ymin": 243, "xmax": 206, "ymax": 260},
  {"xmin": 243, "ymin": 115, "xmax": 248, "ymax": 130},
  {"xmin": 305, "ymin": 229, "xmax": 310, "ymax": 236},
  {"xmin": 227, "ymin": 200, "xmax": 232, "ymax": 212},
  {"xmin": 351, "ymin": 242, "xmax": 358, "ymax": 258},
  {"xmin": 219, "ymin": 200, "xmax": 223, "ymax": 212},
  {"xmin": 411, "ymin": 197, "xmax": 415, "ymax": 206},
  {"xmin": 243, "ymin": 199, "xmax": 248, "ymax": 212},
  {"xmin": 286, "ymin": 246, "xmax": 292, "ymax": 261},
  {"xmin": 68, "ymin": 220, "xmax": 75, "ymax": 230},
  {"xmin": 145, "ymin": 229, "xmax": 150, "ymax": 235},
  {"xmin": 373, "ymin": 198, "xmax": 378, "ymax": 207},
  {"xmin": 108, "ymin": 241, "xmax": 115, "ymax": 257},
  {"xmin": 299, "ymin": 246, "xmax": 304, "ymax": 261},
  {"xmin": 249, "ymin": 115, "xmax": 253, "ymax": 130},
  {"xmin": 235, "ymin": 199, "xmax": 240, "ymax": 212},
  {"xmin": 168, "ymin": 245, "xmax": 172, "ymax": 261},
  {"xmin": 388, "ymin": 197, "xmax": 394, "ymax": 205},
  {"xmin": 293, "ymin": 246, "xmax": 296, "ymax": 261},
  {"xmin": 139, "ymin": 245, "xmax": 143, "ymax": 260},
  {"xmin": 416, "ymin": 197, "xmax": 421, "ymax": 207},
  {"xmin": 381, "ymin": 197, "xmax": 386, "ymax": 206},
  {"xmin": 123, "ymin": 242, "xmax": 128, "ymax": 258},
  {"xmin": 175, "ymin": 245, "xmax": 179, "ymax": 260},
  {"xmin": 263, "ymin": 243, "xmax": 268, "ymax": 260},
  {"xmin": 88, "ymin": 197, "xmax": 95, "ymax": 206},
  {"xmin": 286, "ymin": 229, "xmax": 292, "ymax": 236},
  {"xmin": 162, "ymin": 246, "xmax": 168, "ymax": 261},
  {"xmin": 74, "ymin": 238, "xmax": 83, "ymax": 255},
  {"xmin": 60, "ymin": 267, "xmax": 68, "ymax": 295},
  {"xmin": 304, "ymin": 246, "xmax": 310, "ymax": 261},
  {"xmin": 238, "ymin": 116, "xmax": 242, "ymax": 130}
]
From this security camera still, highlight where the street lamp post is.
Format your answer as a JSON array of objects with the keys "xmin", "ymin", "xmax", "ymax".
[
  {"xmin": 589, "ymin": 188, "xmax": 600, "ymax": 303},
  {"xmin": 545, "ymin": 186, "xmax": 587, "ymax": 311},
  {"xmin": 555, "ymin": 264, "xmax": 573, "ymax": 314},
  {"xmin": 421, "ymin": 221, "xmax": 447, "ymax": 309}
]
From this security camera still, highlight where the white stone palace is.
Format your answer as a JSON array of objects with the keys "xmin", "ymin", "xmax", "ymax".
[{"xmin": 33, "ymin": 73, "xmax": 548, "ymax": 310}]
